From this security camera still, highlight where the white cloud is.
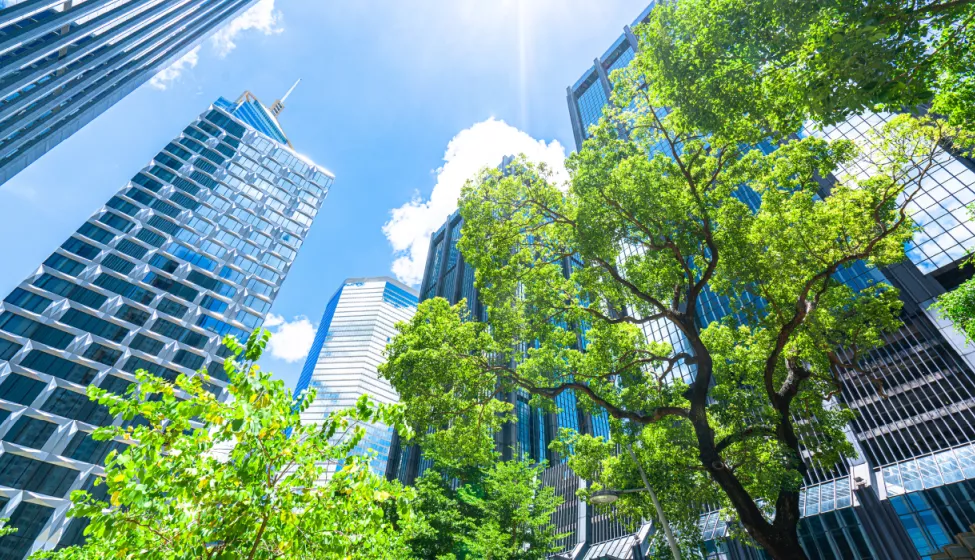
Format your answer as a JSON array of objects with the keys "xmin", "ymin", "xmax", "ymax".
[
  {"xmin": 211, "ymin": 0, "xmax": 283, "ymax": 58},
  {"xmin": 383, "ymin": 118, "xmax": 567, "ymax": 286},
  {"xmin": 264, "ymin": 313, "xmax": 316, "ymax": 363},
  {"xmin": 149, "ymin": 46, "xmax": 200, "ymax": 90}
]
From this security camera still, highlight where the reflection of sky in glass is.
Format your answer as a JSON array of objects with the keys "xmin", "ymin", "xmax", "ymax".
[
  {"xmin": 575, "ymin": 77, "xmax": 609, "ymax": 137},
  {"xmin": 818, "ymin": 112, "xmax": 975, "ymax": 274}
]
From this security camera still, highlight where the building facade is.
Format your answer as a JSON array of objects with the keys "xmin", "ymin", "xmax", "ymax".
[
  {"xmin": 0, "ymin": 91, "xmax": 332, "ymax": 558},
  {"xmin": 294, "ymin": 277, "xmax": 418, "ymax": 480},
  {"xmin": 0, "ymin": 0, "xmax": 261, "ymax": 186},
  {"xmin": 568, "ymin": 5, "xmax": 975, "ymax": 560}
]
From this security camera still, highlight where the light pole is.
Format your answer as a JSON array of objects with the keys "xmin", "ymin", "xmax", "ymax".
[{"xmin": 587, "ymin": 443, "xmax": 682, "ymax": 560}]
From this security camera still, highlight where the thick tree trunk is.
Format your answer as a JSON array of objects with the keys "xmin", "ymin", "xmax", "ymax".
[{"xmin": 686, "ymin": 349, "xmax": 809, "ymax": 560}]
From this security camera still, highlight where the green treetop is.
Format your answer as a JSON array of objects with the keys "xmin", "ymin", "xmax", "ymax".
[{"xmin": 36, "ymin": 330, "xmax": 413, "ymax": 560}]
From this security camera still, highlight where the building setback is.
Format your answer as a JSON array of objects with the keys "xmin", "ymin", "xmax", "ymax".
[
  {"xmin": 294, "ymin": 277, "xmax": 418, "ymax": 480},
  {"xmin": 0, "ymin": 90, "xmax": 332, "ymax": 558},
  {"xmin": 568, "ymin": 4, "xmax": 975, "ymax": 560},
  {"xmin": 0, "ymin": 0, "xmax": 261, "ymax": 187}
]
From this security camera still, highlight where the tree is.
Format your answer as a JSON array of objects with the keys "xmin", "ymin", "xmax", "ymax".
[
  {"xmin": 35, "ymin": 330, "xmax": 413, "ymax": 560},
  {"xmin": 382, "ymin": 105, "xmax": 972, "ymax": 557},
  {"xmin": 632, "ymin": 0, "xmax": 975, "ymax": 143},
  {"xmin": 405, "ymin": 461, "xmax": 565, "ymax": 560}
]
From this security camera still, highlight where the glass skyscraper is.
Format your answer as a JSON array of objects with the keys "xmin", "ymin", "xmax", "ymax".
[
  {"xmin": 0, "ymin": 90, "xmax": 332, "ymax": 558},
  {"xmin": 0, "ymin": 0, "xmax": 262, "ymax": 186},
  {"xmin": 294, "ymin": 277, "xmax": 418, "ymax": 480},
  {"xmin": 568, "ymin": 5, "xmax": 975, "ymax": 560}
]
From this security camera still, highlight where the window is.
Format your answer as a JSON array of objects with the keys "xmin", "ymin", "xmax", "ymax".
[
  {"xmin": 143, "ymin": 273, "xmax": 198, "ymax": 302},
  {"xmin": 82, "ymin": 343, "xmax": 121, "ymax": 366},
  {"xmin": 173, "ymin": 350, "xmax": 205, "ymax": 371},
  {"xmin": 0, "ymin": 338, "xmax": 22, "ymax": 360},
  {"xmin": 195, "ymin": 159, "xmax": 217, "ymax": 174},
  {"xmin": 247, "ymin": 278, "xmax": 274, "ymax": 297},
  {"xmin": 115, "ymin": 239, "xmax": 148, "ymax": 259},
  {"xmin": 63, "ymin": 431, "xmax": 124, "ymax": 466},
  {"xmin": 125, "ymin": 187, "xmax": 153, "ymax": 206},
  {"xmin": 190, "ymin": 170, "xmax": 216, "ymax": 189},
  {"xmin": 40, "ymin": 388, "xmax": 112, "ymax": 426},
  {"xmin": 200, "ymin": 296, "xmax": 228, "ymax": 313},
  {"xmin": 136, "ymin": 228, "xmax": 165, "ymax": 247},
  {"xmin": 169, "ymin": 191, "xmax": 199, "ymax": 210},
  {"xmin": 43, "ymin": 254, "xmax": 84, "ymax": 276},
  {"xmin": 60, "ymin": 309, "xmax": 128, "ymax": 343},
  {"xmin": 196, "ymin": 314, "xmax": 248, "ymax": 341},
  {"xmin": 97, "ymin": 212, "xmax": 134, "ymax": 234},
  {"xmin": 243, "ymin": 295, "xmax": 271, "ymax": 315},
  {"xmin": 19, "ymin": 350, "xmax": 97, "ymax": 384},
  {"xmin": 236, "ymin": 311, "xmax": 261, "ymax": 329},
  {"xmin": 183, "ymin": 126, "xmax": 208, "ymax": 142},
  {"xmin": 61, "ymin": 237, "xmax": 99, "ymax": 260},
  {"xmin": 148, "ymin": 215, "xmax": 180, "ymax": 236},
  {"xmin": 156, "ymin": 298, "xmax": 188, "ymax": 319},
  {"xmin": 197, "ymin": 121, "xmax": 220, "ymax": 137},
  {"xmin": 164, "ymin": 142, "xmax": 192, "ymax": 161},
  {"xmin": 100, "ymin": 254, "xmax": 135, "ymax": 275},
  {"xmin": 173, "ymin": 176, "xmax": 201, "ymax": 196},
  {"xmin": 204, "ymin": 110, "xmax": 245, "ymax": 137},
  {"xmin": 122, "ymin": 357, "xmax": 180, "ymax": 383},
  {"xmin": 129, "ymin": 334, "xmax": 164, "ymax": 356},
  {"xmin": 132, "ymin": 173, "xmax": 162, "ymax": 192},
  {"xmin": 77, "ymin": 222, "xmax": 114, "ymax": 244},
  {"xmin": 155, "ymin": 153, "xmax": 183, "ymax": 171},
  {"xmin": 219, "ymin": 266, "xmax": 244, "ymax": 283},
  {"xmin": 205, "ymin": 360, "xmax": 230, "ymax": 382},
  {"xmin": 148, "ymin": 197, "xmax": 180, "ymax": 219},
  {"xmin": 186, "ymin": 270, "xmax": 217, "ymax": 291},
  {"xmin": 0, "ymin": 501, "xmax": 56, "ymax": 558},
  {"xmin": 0, "ymin": 454, "xmax": 78, "ymax": 497},
  {"xmin": 201, "ymin": 148, "xmax": 225, "ymax": 166},
  {"xmin": 94, "ymin": 273, "xmax": 155, "ymax": 305},
  {"xmin": 150, "ymin": 319, "xmax": 207, "ymax": 348},
  {"xmin": 100, "ymin": 375, "xmax": 132, "ymax": 396},
  {"xmin": 4, "ymin": 288, "xmax": 52, "ymax": 313},
  {"xmin": 166, "ymin": 243, "xmax": 217, "ymax": 271},
  {"xmin": 2, "ymin": 416, "xmax": 57, "ymax": 449},
  {"xmin": 114, "ymin": 304, "xmax": 149, "ymax": 326},
  {"xmin": 106, "ymin": 196, "xmax": 138, "ymax": 216},
  {"xmin": 149, "ymin": 254, "xmax": 179, "ymax": 273},
  {"xmin": 148, "ymin": 165, "xmax": 176, "ymax": 183},
  {"xmin": 33, "ymin": 274, "xmax": 107, "ymax": 309},
  {"xmin": 0, "ymin": 375, "xmax": 44, "ymax": 405},
  {"xmin": 0, "ymin": 312, "xmax": 74, "ymax": 349}
]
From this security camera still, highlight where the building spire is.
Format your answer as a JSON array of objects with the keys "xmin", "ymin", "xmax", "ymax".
[{"xmin": 270, "ymin": 79, "xmax": 300, "ymax": 117}]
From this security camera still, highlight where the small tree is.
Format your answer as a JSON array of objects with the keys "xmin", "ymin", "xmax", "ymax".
[
  {"xmin": 36, "ymin": 330, "xmax": 413, "ymax": 560},
  {"xmin": 382, "ymin": 109, "xmax": 972, "ymax": 557},
  {"xmin": 406, "ymin": 461, "xmax": 565, "ymax": 560}
]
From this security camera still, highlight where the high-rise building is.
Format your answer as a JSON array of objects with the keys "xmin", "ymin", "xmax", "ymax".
[
  {"xmin": 0, "ymin": 0, "xmax": 262, "ymax": 186},
  {"xmin": 294, "ymin": 277, "xmax": 418, "ymax": 480},
  {"xmin": 568, "ymin": 5, "xmax": 975, "ymax": 560},
  {"xmin": 0, "ymin": 90, "xmax": 332, "ymax": 558}
]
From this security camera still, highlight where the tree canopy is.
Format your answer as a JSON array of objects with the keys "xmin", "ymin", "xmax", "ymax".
[{"xmin": 36, "ymin": 331, "xmax": 413, "ymax": 560}]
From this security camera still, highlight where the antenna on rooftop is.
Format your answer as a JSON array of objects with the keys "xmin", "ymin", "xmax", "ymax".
[{"xmin": 270, "ymin": 79, "xmax": 300, "ymax": 117}]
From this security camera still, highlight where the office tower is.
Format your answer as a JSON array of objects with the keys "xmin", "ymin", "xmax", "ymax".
[
  {"xmin": 568, "ymin": 5, "xmax": 975, "ymax": 560},
  {"xmin": 293, "ymin": 277, "xmax": 418, "ymax": 480},
  {"xmin": 0, "ymin": 90, "xmax": 332, "ymax": 558},
  {"xmin": 0, "ymin": 0, "xmax": 262, "ymax": 187}
]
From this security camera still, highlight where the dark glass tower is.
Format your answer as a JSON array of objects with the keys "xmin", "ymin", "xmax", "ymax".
[
  {"xmin": 0, "ymin": 90, "xmax": 332, "ymax": 558},
  {"xmin": 0, "ymin": 0, "xmax": 262, "ymax": 186},
  {"xmin": 568, "ymin": 4, "xmax": 975, "ymax": 560}
]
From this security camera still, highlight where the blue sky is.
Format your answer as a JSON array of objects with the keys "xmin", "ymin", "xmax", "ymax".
[{"xmin": 0, "ymin": 0, "xmax": 650, "ymax": 388}]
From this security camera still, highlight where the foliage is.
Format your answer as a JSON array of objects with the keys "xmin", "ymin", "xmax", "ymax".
[
  {"xmin": 405, "ymin": 461, "xmax": 565, "ymax": 560},
  {"xmin": 935, "ymin": 206, "xmax": 975, "ymax": 341},
  {"xmin": 382, "ymin": 106, "xmax": 971, "ymax": 557},
  {"xmin": 630, "ymin": 0, "xmax": 975, "ymax": 143},
  {"xmin": 35, "ymin": 330, "xmax": 413, "ymax": 560}
]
